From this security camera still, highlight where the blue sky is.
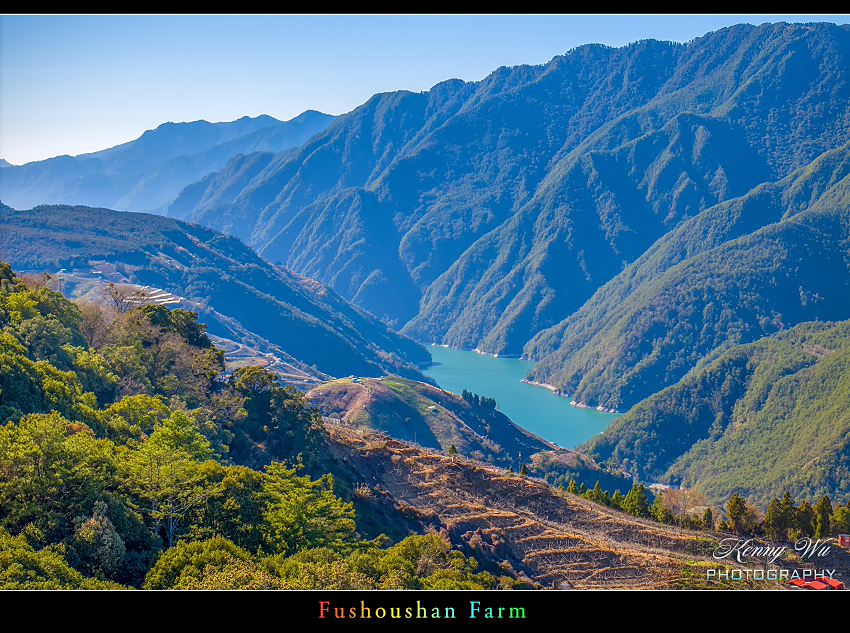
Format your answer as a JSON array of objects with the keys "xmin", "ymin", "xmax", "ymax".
[{"xmin": 2, "ymin": 14, "xmax": 848, "ymax": 165}]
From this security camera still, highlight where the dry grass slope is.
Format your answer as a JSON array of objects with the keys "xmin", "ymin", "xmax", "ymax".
[{"xmin": 323, "ymin": 423, "xmax": 787, "ymax": 590}]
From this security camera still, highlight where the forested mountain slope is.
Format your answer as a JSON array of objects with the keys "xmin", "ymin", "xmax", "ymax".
[
  {"xmin": 525, "ymin": 140, "xmax": 850, "ymax": 410},
  {"xmin": 0, "ymin": 261, "xmax": 523, "ymax": 589},
  {"xmin": 0, "ymin": 111, "xmax": 334, "ymax": 213},
  {"xmin": 582, "ymin": 320, "xmax": 850, "ymax": 507},
  {"xmin": 0, "ymin": 204, "xmax": 429, "ymax": 381},
  {"xmin": 167, "ymin": 22, "xmax": 850, "ymax": 353}
]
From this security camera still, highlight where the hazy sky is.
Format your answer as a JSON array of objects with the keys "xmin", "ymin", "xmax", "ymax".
[{"xmin": 2, "ymin": 14, "xmax": 848, "ymax": 165}]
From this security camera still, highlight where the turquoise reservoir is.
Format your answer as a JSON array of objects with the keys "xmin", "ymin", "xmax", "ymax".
[{"xmin": 422, "ymin": 345, "xmax": 619, "ymax": 449}]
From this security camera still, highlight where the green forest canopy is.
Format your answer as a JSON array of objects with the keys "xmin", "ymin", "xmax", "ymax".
[{"xmin": 0, "ymin": 262, "xmax": 515, "ymax": 590}]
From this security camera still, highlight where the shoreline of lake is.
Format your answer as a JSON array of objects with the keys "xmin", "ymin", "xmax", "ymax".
[
  {"xmin": 421, "ymin": 344, "xmax": 619, "ymax": 449},
  {"xmin": 429, "ymin": 347, "xmax": 623, "ymax": 414}
]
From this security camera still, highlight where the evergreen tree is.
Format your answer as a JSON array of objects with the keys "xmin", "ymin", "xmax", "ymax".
[
  {"xmin": 764, "ymin": 498, "xmax": 783, "ymax": 540},
  {"xmin": 813, "ymin": 495, "xmax": 833, "ymax": 538},
  {"xmin": 260, "ymin": 464, "xmax": 356, "ymax": 557},
  {"xmin": 622, "ymin": 483, "xmax": 650, "ymax": 518},
  {"xmin": 779, "ymin": 491, "xmax": 795, "ymax": 540},
  {"xmin": 796, "ymin": 500, "xmax": 815, "ymax": 538},
  {"xmin": 832, "ymin": 505, "xmax": 850, "ymax": 535},
  {"xmin": 703, "ymin": 507, "xmax": 713, "ymax": 531},
  {"xmin": 726, "ymin": 493, "xmax": 747, "ymax": 534},
  {"xmin": 650, "ymin": 493, "xmax": 674, "ymax": 525},
  {"xmin": 610, "ymin": 489, "xmax": 624, "ymax": 510}
]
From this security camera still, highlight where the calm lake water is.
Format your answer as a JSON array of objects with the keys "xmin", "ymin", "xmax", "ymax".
[{"xmin": 422, "ymin": 345, "xmax": 619, "ymax": 449}]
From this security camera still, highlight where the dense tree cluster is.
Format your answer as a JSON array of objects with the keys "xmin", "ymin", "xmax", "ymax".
[
  {"xmin": 561, "ymin": 471, "xmax": 850, "ymax": 540},
  {"xmin": 460, "ymin": 389, "xmax": 496, "ymax": 409},
  {"xmin": 0, "ymin": 263, "xmax": 501, "ymax": 590}
]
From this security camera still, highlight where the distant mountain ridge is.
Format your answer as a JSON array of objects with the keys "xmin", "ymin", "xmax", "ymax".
[{"xmin": 0, "ymin": 110, "xmax": 335, "ymax": 213}]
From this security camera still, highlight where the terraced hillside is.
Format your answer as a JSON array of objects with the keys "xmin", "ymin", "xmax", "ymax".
[{"xmin": 323, "ymin": 424, "xmax": 822, "ymax": 590}]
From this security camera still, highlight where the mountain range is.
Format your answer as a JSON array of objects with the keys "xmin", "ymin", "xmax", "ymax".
[
  {"xmin": 161, "ymin": 23, "xmax": 850, "ymax": 374},
  {"xmin": 3, "ymin": 20, "xmax": 849, "ymax": 506},
  {"xmin": 158, "ymin": 21, "xmax": 850, "ymax": 504},
  {"xmin": 525, "ymin": 138, "xmax": 850, "ymax": 410},
  {"xmin": 0, "ymin": 111, "xmax": 335, "ymax": 213}
]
